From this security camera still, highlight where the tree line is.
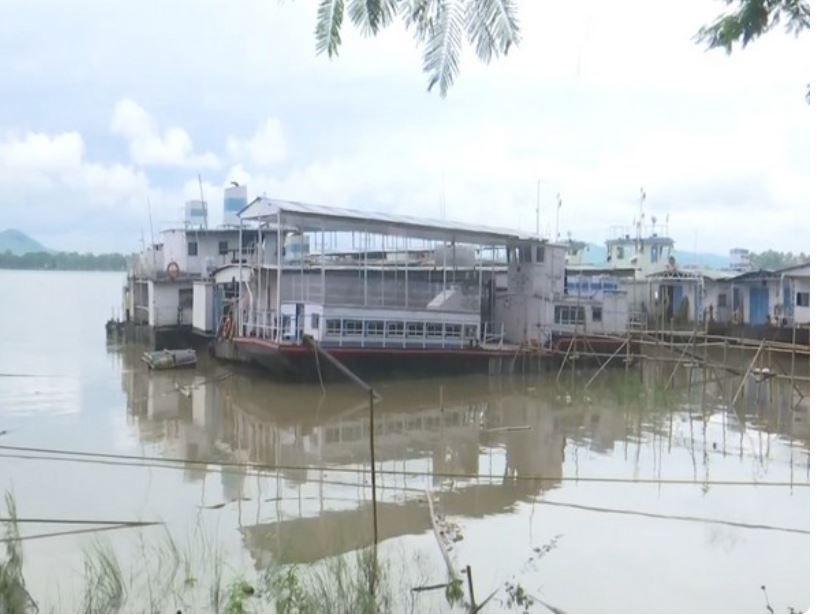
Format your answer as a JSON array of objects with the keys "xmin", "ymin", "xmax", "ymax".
[
  {"xmin": 0, "ymin": 250, "xmax": 127, "ymax": 271},
  {"xmin": 749, "ymin": 250, "xmax": 809, "ymax": 270}
]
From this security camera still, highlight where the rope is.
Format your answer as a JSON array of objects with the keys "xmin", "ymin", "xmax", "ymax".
[{"xmin": 0, "ymin": 445, "xmax": 807, "ymax": 488}]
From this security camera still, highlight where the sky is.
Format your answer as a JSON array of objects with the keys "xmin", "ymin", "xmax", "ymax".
[{"xmin": 0, "ymin": 0, "xmax": 811, "ymax": 255}]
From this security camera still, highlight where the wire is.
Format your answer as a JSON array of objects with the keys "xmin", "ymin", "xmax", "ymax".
[
  {"xmin": 533, "ymin": 498, "xmax": 808, "ymax": 535},
  {"xmin": 0, "ymin": 444, "xmax": 808, "ymax": 488},
  {"xmin": 2, "ymin": 522, "xmax": 163, "ymax": 544}
]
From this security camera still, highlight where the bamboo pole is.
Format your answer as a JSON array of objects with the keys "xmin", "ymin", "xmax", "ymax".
[
  {"xmin": 731, "ymin": 340, "xmax": 765, "ymax": 407},
  {"xmin": 584, "ymin": 340, "xmax": 628, "ymax": 391}
]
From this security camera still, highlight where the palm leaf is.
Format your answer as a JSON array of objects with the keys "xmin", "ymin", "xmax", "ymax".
[
  {"xmin": 422, "ymin": 0, "xmax": 464, "ymax": 96},
  {"xmin": 465, "ymin": 0, "xmax": 520, "ymax": 62},
  {"xmin": 316, "ymin": 0, "xmax": 346, "ymax": 57},
  {"xmin": 401, "ymin": 0, "xmax": 441, "ymax": 40},
  {"xmin": 349, "ymin": 0, "xmax": 398, "ymax": 35}
]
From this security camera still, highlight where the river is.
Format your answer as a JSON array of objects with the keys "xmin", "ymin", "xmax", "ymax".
[{"xmin": 0, "ymin": 270, "xmax": 809, "ymax": 613}]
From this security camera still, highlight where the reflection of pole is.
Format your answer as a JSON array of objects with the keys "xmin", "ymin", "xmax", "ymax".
[
  {"xmin": 304, "ymin": 335, "xmax": 380, "ymax": 551},
  {"xmin": 369, "ymin": 387, "xmax": 378, "ymax": 546}
]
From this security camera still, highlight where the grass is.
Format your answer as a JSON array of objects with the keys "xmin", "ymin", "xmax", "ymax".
[
  {"xmin": 0, "ymin": 490, "xmax": 399, "ymax": 614},
  {"xmin": 0, "ymin": 490, "xmax": 568, "ymax": 614}
]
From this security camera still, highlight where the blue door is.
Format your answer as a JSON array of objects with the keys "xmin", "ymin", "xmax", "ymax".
[
  {"xmin": 749, "ymin": 287, "xmax": 769, "ymax": 325},
  {"xmin": 672, "ymin": 285, "xmax": 684, "ymax": 318}
]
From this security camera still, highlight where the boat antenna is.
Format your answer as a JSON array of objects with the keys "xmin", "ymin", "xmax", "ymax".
[
  {"xmin": 146, "ymin": 197, "xmax": 157, "ymax": 271},
  {"xmin": 440, "ymin": 171, "xmax": 446, "ymax": 221},
  {"xmin": 638, "ymin": 187, "xmax": 646, "ymax": 240},
  {"xmin": 555, "ymin": 193, "xmax": 562, "ymax": 241},
  {"xmin": 536, "ymin": 179, "xmax": 541, "ymax": 238},
  {"xmin": 198, "ymin": 173, "xmax": 208, "ymax": 230}
]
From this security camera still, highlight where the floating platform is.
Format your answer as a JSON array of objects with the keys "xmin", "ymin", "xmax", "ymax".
[{"xmin": 142, "ymin": 348, "xmax": 197, "ymax": 370}]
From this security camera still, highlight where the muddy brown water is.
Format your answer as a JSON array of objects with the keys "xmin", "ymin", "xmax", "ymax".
[{"xmin": 0, "ymin": 270, "xmax": 810, "ymax": 613}]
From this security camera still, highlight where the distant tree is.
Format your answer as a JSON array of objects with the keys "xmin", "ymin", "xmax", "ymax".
[
  {"xmin": 749, "ymin": 249, "xmax": 808, "ymax": 270},
  {"xmin": 315, "ymin": 0, "xmax": 520, "ymax": 96},
  {"xmin": 0, "ymin": 250, "xmax": 127, "ymax": 271}
]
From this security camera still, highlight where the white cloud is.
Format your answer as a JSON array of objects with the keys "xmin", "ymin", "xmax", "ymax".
[
  {"xmin": 0, "ymin": 131, "xmax": 84, "ymax": 176},
  {"xmin": 111, "ymin": 98, "xmax": 219, "ymax": 169},
  {"xmin": 226, "ymin": 118, "xmax": 288, "ymax": 168},
  {"xmin": 0, "ymin": 0, "xmax": 809, "ymax": 254}
]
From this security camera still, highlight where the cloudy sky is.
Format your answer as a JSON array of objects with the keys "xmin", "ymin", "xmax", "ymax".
[{"xmin": 0, "ymin": 0, "xmax": 810, "ymax": 254}]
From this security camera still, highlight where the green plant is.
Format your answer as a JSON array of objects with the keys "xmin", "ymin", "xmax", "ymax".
[
  {"xmin": 0, "ymin": 492, "xmax": 37, "ymax": 614},
  {"xmin": 224, "ymin": 578, "xmax": 255, "ymax": 614}
]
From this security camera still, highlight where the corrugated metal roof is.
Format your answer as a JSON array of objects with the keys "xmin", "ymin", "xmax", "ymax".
[
  {"xmin": 239, "ymin": 197, "xmax": 540, "ymax": 245},
  {"xmin": 646, "ymin": 267, "xmax": 738, "ymax": 281}
]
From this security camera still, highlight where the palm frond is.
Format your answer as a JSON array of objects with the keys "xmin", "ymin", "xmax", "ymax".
[
  {"xmin": 465, "ymin": 0, "xmax": 520, "ymax": 62},
  {"xmin": 422, "ymin": 0, "xmax": 465, "ymax": 96},
  {"xmin": 349, "ymin": 0, "xmax": 398, "ymax": 35},
  {"xmin": 401, "ymin": 0, "xmax": 441, "ymax": 40},
  {"xmin": 316, "ymin": 0, "xmax": 346, "ymax": 57}
]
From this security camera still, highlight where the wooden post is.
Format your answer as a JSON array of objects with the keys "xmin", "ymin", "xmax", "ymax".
[{"xmin": 466, "ymin": 565, "xmax": 477, "ymax": 613}]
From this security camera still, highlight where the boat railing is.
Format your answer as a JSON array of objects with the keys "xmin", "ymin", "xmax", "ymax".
[
  {"xmin": 240, "ymin": 309, "xmax": 307, "ymax": 345},
  {"xmin": 480, "ymin": 322, "xmax": 505, "ymax": 348}
]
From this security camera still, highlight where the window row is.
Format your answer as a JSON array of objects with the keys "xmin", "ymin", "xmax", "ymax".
[
  {"xmin": 554, "ymin": 305, "xmax": 602, "ymax": 324},
  {"xmin": 321, "ymin": 318, "xmax": 477, "ymax": 339}
]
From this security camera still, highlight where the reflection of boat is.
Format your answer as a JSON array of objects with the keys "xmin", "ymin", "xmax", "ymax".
[{"xmin": 142, "ymin": 348, "xmax": 197, "ymax": 370}]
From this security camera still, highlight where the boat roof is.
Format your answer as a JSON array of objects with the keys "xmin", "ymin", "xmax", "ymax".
[
  {"xmin": 606, "ymin": 235, "xmax": 674, "ymax": 246},
  {"xmin": 239, "ymin": 197, "xmax": 541, "ymax": 246}
]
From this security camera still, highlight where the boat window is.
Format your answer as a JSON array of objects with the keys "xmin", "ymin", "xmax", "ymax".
[
  {"xmin": 365, "ymin": 321, "xmax": 384, "ymax": 337},
  {"xmin": 554, "ymin": 305, "xmax": 585, "ymax": 325},
  {"xmin": 592, "ymin": 306, "xmax": 602, "ymax": 322},
  {"xmin": 520, "ymin": 246, "xmax": 532, "ymax": 263},
  {"xmin": 444, "ymin": 323, "xmax": 462, "ymax": 338},
  {"xmin": 426, "ymin": 323, "xmax": 443, "ymax": 337},
  {"xmin": 796, "ymin": 292, "xmax": 810, "ymax": 307},
  {"xmin": 311, "ymin": 313, "xmax": 320, "ymax": 329},
  {"xmin": 188, "ymin": 241, "xmax": 198, "ymax": 257},
  {"xmin": 343, "ymin": 319, "xmax": 363, "ymax": 336},
  {"xmin": 536, "ymin": 246, "xmax": 545, "ymax": 263},
  {"xmin": 464, "ymin": 325, "xmax": 477, "ymax": 339},
  {"xmin": 615, "ymin": 246, "xmax": 624, "ymax": 259},
  {"xmin": 178, "ymin": 288, "xmax": 193, "ymax": 309},
  {"xmin": 325, "ymin": 319, "xmax": 341, "ymax": 335},
  {"xmin": 717, "ymin": 293, "xmax": 727, "ymax": 307},
  {"xmin": 406, "ymin": 322, "xmax": 424, "ymax": 337},
  {"xmin": 386, "ymin": 321, "xmax": 404, "ymax": 337}
]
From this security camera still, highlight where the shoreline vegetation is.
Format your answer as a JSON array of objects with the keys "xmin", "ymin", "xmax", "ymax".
[{"xmin": 0, "ymin": 251, "xmax": 127, "ymax": 272}]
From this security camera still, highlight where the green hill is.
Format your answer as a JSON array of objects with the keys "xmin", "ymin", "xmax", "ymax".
[{"xmin": 0, "ymin": 229, "xmax": 50, "ymax": 255}]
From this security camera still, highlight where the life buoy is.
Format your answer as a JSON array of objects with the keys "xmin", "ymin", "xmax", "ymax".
[{"xmin": 166, "ymin": 261, "xmax": 180, "ymax": 279}]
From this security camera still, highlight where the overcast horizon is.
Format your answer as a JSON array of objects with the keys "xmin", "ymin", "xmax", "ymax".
[{"xmin": 0, "ymin": 0, "xmax": 810, "ymax": 255}]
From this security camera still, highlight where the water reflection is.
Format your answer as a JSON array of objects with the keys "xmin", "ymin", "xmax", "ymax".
[{"xmin": 112, "ymin": 341, "xmax": 809, "ymax": 570}]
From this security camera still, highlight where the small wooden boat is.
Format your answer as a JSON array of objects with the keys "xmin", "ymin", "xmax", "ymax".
[{"xmin": 142, "ymin": 349, "xmax": 197, "ymax": 370}]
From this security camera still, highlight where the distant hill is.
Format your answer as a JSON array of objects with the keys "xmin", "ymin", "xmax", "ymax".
[
  {"xmin": 580, "ymin": 242, "xmax": 729, "ymax": 269},
  {"xmin": 0, "ymin": 229, "xmax": 50, "ymax": 255}
]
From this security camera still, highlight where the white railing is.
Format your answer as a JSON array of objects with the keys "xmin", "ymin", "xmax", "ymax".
[
  {"xmin": 480, "ymin": 322, "xmax": 505, "ymax": 347},
  {"xmin": 240, "ymin": 310, "xmax": 305, "ymax": 344}
]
